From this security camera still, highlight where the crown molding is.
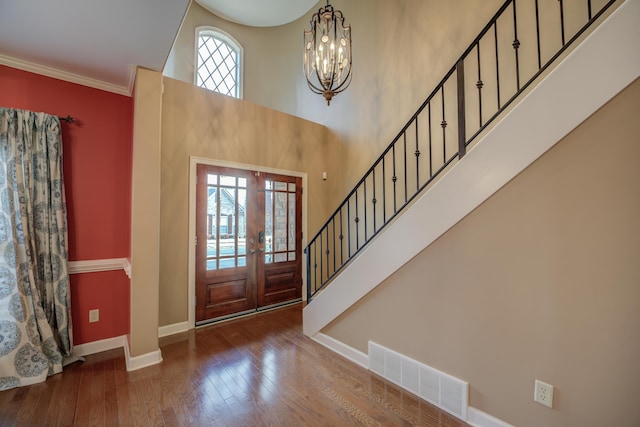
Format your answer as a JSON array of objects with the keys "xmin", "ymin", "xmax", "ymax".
[{"xmin": 0, "ymin": 53, "xmax": 133, "ymax": 97}]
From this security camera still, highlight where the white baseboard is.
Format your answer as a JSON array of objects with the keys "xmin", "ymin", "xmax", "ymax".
[
  {"xmin": 73, "ymin": 335, "xmax": 127, "ymax": 357},
  {"xmin": 467, "ymin": 407, "xmax": 514, "ymax": 427},
  {"xmin": 159, "ymin": 321, "xmax": 191, "ymax": 338},
  {"xmin": 72, "ymin": 335, "xmax": 163, "ymax": 372},
  {"xmin": 124, "ymin": 339, "xmax": 163, "ymax": 372},
  {"xmin": 310, "ymin": 332, "xmax": 369, "ymax": 369}
]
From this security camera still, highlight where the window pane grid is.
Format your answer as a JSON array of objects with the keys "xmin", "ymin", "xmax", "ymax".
[
  {"xmin": 197, "ymin": 33, "xmax": 239, "ymax": 98},
  {"xmin": 206, "ymin": 174, "xmax": 247, "ymax": 271},
  {"xmin": 264, "ymin": 180, "xmax": 296, "ymax": 265}
]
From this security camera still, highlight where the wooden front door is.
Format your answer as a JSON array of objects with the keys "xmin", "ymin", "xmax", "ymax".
[
  {"xmin": 195, "ymin": 165, "xmax": 302, "ymax": 324},
  {"xmin": 259, "ymin": 173, "xmax": 303, "ymax": 308}
]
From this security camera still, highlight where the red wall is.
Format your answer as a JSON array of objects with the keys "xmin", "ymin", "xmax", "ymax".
[{"xmin": 0, "ymin": 65, "xmax": 132, "ymax": 344}]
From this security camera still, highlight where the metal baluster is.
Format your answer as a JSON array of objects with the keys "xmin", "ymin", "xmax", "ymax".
[
  {"xmin": 392, "ymin": 145, "xmax": 397, "ymax": 213},
  {"xmin": 347, "ymin": 198, "xmax": 351, "ymax": 258},
  {"xmin": 313, "ymin": 242, "xmax": 318, "ymax": 293},
  {"xmin": 372, "ymin": 169, "xmax": 377, "ymax": 233},
  {"xmin": 319, "ymin": 230, "xmax": 324, "ymax": 282},
  {"xmin": 457, "ymin": 59, "xmax": 466, "ymax": 159},
  {"xmin": 382, "ymin": 157, "xmax": 386, "ymax": 224},
  {"xmin": 415, "ymin": 119, "xmax": 420, "ymax": 190},
  {"xmin": 495, "ymin": 22, "xmax": 501, "ymax": 109},
  {"xmin": 588, "ymin": 0, "xmax": 592, "ymax": 20},
  {"xmin": 513, "ymin": 0, "xmax": 521, "ymax": 91},
  {"xmin": 306, "ymin": 246, "xmax": 312, "ymax": 301},
  {"xmin": 559, "ymin": 0, "xmax": 566, "ymax": 45},
  {"xmin": 403, "ymin": 132, "xmax": 408, "ymax": 203},
  {"xmin": 355, "ymin": 191, "xmax": 359, "ymax": 250},
  {"xmin": 428, "ymin": 103, "xmax": 433, "ymax": 178},
  {"xmin": 535, "ymin": 0, "xmax": 542, "ymax": 69},
  {"xmin": 339, "ymin": 207, "xmax": 344, "ymax": 264},
  {"xmin": 441, "ymin": 86, "xmax": 447, "ymax": 164},
  {"xmin": 477, "ymin": 43, "xmax": 484, "ymax": 128},
  {"xmin": 325, "ymin": 228, "xmax": 329, "ymax": 280},
  {"xmin": 327, "ymin": 215, "xmax": 338, "ymax": 275},
  {"xmin": 363, "ymin": 179, "xmax": 367, "ymax": 242}
]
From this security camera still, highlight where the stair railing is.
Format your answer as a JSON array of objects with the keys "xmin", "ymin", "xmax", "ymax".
[{"xmin": 306, "ymin": 0, "xmax": 618, "ymax": 301}]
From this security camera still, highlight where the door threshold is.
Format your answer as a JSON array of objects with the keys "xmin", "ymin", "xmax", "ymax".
[
  {"xmin": 196, "ymin": 309, "xmax": 257, "ymax": 327},
  {"xmin": 196, "ymin": 299, "xmax": 303, "ymax": 328},
  {"xmin": 257, "ymin": 298, "xmax": 302, "ymax": 312}
]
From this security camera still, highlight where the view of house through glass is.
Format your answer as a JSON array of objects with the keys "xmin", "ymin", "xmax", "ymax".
[
  {"xmin": 205, "ymin": 175, "xmax": 297, "ymax": 270},
  {"xmin": 206, "ymin": 174, "xmax": 247, "ymax": 270}
]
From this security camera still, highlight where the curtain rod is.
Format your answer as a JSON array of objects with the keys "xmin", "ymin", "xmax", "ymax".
[{"xmin": 58, "ymin": 115, "xmax": 74, "ymax": 124}]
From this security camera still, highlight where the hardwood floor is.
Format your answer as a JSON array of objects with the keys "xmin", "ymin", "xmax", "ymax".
[{"xmin": 0, "ymin": 304, "xmax": 468, "ymax": 426}]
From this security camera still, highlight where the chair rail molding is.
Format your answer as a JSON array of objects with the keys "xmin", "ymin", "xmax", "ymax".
[{"xmin": 68, "ymin": 257, "xmax": 132, "ymax": 278}]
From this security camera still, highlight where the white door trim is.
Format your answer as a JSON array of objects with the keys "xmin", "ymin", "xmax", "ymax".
[{"xmin": 188, "ymin": 156, "xmax": 308, "ymax": 328}]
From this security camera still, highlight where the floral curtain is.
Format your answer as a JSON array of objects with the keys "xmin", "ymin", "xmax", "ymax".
[{"xmin": 0, "ymin": 108, "xmax": 72, "ymax": 391}]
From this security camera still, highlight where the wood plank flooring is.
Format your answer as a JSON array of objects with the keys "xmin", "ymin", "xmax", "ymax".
[{"xmin": 0, "ymin": 304, "xmax": 468, "ymax": 426}]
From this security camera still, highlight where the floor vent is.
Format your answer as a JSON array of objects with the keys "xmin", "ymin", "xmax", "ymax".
[{"xmin": 368, "ymin": 341, "xmax": 468, "ymax": 421}]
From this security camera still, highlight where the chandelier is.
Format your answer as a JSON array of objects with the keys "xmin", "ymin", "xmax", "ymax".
[{"xmin": 303, "ymin": 1, "xmax": 352, "ymax": 105}]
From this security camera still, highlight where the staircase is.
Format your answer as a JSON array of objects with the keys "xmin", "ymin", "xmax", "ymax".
[{"xmin": 303, "ymin": 0, "xmax": 639, "ymax": 336}]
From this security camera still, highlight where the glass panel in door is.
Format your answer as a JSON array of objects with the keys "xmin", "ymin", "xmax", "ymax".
[
  {"xmin": 196, "ymin": 165, "xmax": 256, "ymax": 323},
  {"xmin": 259, "ymin": 174, "xmax": 302, "ymax": 308}
]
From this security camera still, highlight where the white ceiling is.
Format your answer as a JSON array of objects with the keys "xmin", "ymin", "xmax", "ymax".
[
  {"xmin": 0, "ymin": 0, "xmax": 190, "ymax": 94},
  {"xmin": 0, "ymin": 0, "xmax": 318, "ymax": 95},
  {"xmin": 196, "ymin": 0, "xmax": 318, "ymax": 27}
]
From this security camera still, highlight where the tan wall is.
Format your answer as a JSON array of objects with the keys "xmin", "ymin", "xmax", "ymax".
[
  {"xmin": 130, "ymin": 68, "xmax": 163, "ymax": 356},
  {"xmin": 166, "ymin": 0, "xmax": 503, "ymax": 197},
  {"xmin": 164, "ymin": 1, "xmax": 303, "ymax": 116},
  {"xmin": 322, "ymin": 78, "xmax": 640, "ymax": 426},
  {"xmin": 159, "ymin": 77, "xmax": 344, "ymax": 326}
]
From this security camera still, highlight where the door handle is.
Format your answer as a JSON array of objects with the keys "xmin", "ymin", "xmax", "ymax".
[
  {"xmin": 249, "ymin": 249, "xmax": 256, "ymax": 254},
  {"xmin": 258, "ymin": 248, "xmax": 264, "ymax": 253}
]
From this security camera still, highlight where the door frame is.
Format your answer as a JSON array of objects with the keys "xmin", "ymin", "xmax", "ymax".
[{"xmin": 188, "ymin": 156, "xmax": 308, "ymax": 328}]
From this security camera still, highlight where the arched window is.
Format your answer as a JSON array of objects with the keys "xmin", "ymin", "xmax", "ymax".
[{"xmin": 195, "ymin": 27, "xmax": 243, "ymax": 98}]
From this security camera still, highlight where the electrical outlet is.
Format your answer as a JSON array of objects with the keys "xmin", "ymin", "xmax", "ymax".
[
  {"xmin": 89, "ymin": 309, "xmax": 100, "ymax": 323},
  {"xmin": 534, "ymin": 379, "xmax": 554, "ymax": 408}
]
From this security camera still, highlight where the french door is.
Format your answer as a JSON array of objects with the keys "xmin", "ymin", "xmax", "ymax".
[{"xmin": 195, "ymin": 164, "xmax": 302, "ymax": 324}]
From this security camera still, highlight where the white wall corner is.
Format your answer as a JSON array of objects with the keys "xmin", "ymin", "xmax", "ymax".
[
  {"xmin": 158, "ymin": 321, "xmax": 191, "ymax": 338},
  {"xmin": 467, "ymin": 407, "xmax": 515, "ymax": 427},
  {"xmin": 124, "ymin": 339, "xmax": 163, "ymax": 372},
  {"xmin": 310, "ymin": 333, "xmax": 369, "ymax": 369}
]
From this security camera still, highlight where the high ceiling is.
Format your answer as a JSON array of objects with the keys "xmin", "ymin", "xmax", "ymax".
[
  {"xmin": 0, "ymin": 0, "xmax": 317, "ymax": 96},
  {"xmin": 196, "ymin": 0, "xmax": 317, "ymax": 27}
]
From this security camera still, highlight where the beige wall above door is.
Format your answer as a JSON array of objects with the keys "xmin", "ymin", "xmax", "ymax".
[{"xmin": 159, "ymin": 76, "xmax": 345, "ymax": 328}]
